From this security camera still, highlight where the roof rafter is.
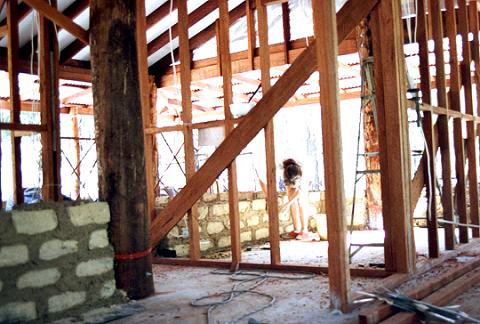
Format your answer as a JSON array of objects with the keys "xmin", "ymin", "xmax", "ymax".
[
  {"xmin": 21, "ymin": 0, "xmax": 90, "ymax": 61},
  {"xmin": 149, "ymin": 0, "xmax": 250, "ymax": 77},
  {"xmin": 23, "ymin": 0, "xmax": 89, "ymax": 44},
  {"xmin": 147, "ymin": 0, "xmax": 178, "ymax": 29},
  {"xmin": 148, "ymin": 0, "xmax": 219, "ymax": 56}
]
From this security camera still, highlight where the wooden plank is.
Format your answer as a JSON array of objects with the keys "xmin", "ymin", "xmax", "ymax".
[
  {"xmin": 359, "ymin": 255, "xmax": 480, "ymax": 323},
  {"xmin": 7, "ymin": 0, "xmax": 24, "ymax": 205},
  {"xmin": 469, "ymin": 0, "xmax": 480, "ymax": 237},
  {"xmin": 434, "ymin": 0, "xmax": 456, "ymax": 250},
  {"xmin": 153, "ymin": 257, "xmax": 390, "ymax": 278},
  {"xmin": 150, "ymin": 0, "xmax": 380, "ymax": 247},
  {"xmin": 256, "ymin": 0, "xmax": 280, "ymax": 265},
  {"xmin": 313, "ymin": 0, "xmax": 350, "ymax": 311},
  {"xmin": 446, "ymin": 0, "xmax": 469, "ymax": 244},
  {"xmin": 417, "ymin": 0, "xmax": 439, "ymax": 258},
  {"xmin": 281, "ymin": 2, "xmax": 290, "ymax": 64},
  {"xmin": 218, "ymin": 0, "xmax": 241, "ymax": 271},
  {"xmin": 246, "ymin": 0, "xmax": 256, "ymax": 70},
  {"xmin": 23, "ymin": 0, "xmax": 89, "ymax": 44},
  {"xmin": 39, "ymin": 1, "xmax": 61, "ymax": 201},
  {"xmin": 178, "ymin": 0, "xmax": 201, "ymax": 260},
  {"xmin": 380, "ymin": 267, "xmax": 480, "ymax": 324},
  {"xmin": 372, "ymin": 0, "xmax": 415, "ymax": 273},
  {"xmin": 460, "ymin": 0, "xmax": 479, "ymax": 243},
  {"xmin": 90, "ymin": 0, "xmax": 154, "ymax": 299}
]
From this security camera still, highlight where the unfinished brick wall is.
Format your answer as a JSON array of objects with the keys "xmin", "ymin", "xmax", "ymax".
[
  {"xmin": 0, "ymin": 202, "xmax": 127, "ymax": 323},
  {"xmin": 158, "ymin": 190, "xmax": 367, "ymax": 257}
]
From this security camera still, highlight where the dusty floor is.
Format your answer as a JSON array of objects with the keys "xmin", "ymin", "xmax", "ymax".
[
  {"xmin": 76, "ymin": 229, "xmax": 480, "ymax": 324},
  {"xmin": 109, "ymin": 265, "xmax": 371, "ymax": 324}
]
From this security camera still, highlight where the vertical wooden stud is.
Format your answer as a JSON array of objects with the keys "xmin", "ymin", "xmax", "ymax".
[
  {"xmin": 281, "ymin": 2, "xmax": 290, "ymax": 65},
  {"xmin": 436, "ymin": 0, "xmax": 455, "ymax": 250},
  {"xmin": 446, "ymin": 0, "xmax": 469, "ymax": 244},
  {"xmin": 218, "ymin": 0, "xmax": 241, "ymax": 271},
  {"xmin": 371, "ymin": 0, "xmax": 415, "ymax": 273},
  {"xmin": 417, "ymin": 0, "xmax": 439, "ymax": 258},
  {"xmin": 178, "ymin": 0, "xmax": 201, "ymax": 260},
  {"xmin": 459, "ymin": 0, "xmax": 478, "ymax": 241},
  {"xmin": 469, "ymin": 0, "xmax": 480, "ymax": 237},
  {"xmin": 256, "ymin": 0, "xmax": 280, "ymax": 265},
  {"xmin": 7, "ymin": 0, "xmax": 23, "ymax": 204},
  {"xmin": 312, "ymin": 0, "xmax": 350, "ymax": 312},
  {"xmin": 40, "ymin": 0, "xmax": 61, "ymax": 202},
  {"xmin": 246, "ymin": 0, "xmax": 256, "ymax": 71}
]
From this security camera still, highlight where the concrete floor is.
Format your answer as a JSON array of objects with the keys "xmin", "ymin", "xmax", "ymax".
[{"xmin": 97, "ymin": 228, "xmax": 479, "ymax": 324}]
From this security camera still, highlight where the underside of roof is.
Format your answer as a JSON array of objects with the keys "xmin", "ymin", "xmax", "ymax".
[{"xmin": 0, "ymin": 0, "xmax": 433, "ymax": 123}]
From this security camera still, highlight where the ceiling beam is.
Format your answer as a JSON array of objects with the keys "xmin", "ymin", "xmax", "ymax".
[
  {"xmin": 0, "ymin": 48, "xmax": 91, "ymax": 82},
  {"xmin": 0, "ymin": 2, "xmax": 30, "ymax": 32},
  {"xmin": 148, "ymin": 0, "xmax": 218, "ymax": 56},
  {"xmin": 23, "ymin": 0, "xmax": 89, "ymax": 44},
  {"xmin": 21, "ymin": 0, "xmax": 90, "ymax": 61},
  {"xmin": 146, "ymin": 0, "xmax": 178, "ymax": 29},
  {"xmin": 149, "ymin": 1, "xmax": 249, "ymax": 77}
]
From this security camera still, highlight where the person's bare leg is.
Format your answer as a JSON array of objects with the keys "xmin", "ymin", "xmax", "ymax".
[
  {"xmin": 287, "ymin": 187, "xmax": 299, "ymax": 232},
  {"xmin": 298, "ymin": 200, "xmax": 306, "ymax": 232}
]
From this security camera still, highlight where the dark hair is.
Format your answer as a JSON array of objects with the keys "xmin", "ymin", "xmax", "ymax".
[{"xmin": 282, "ymin": 159, "xmax": 302, "ymax": 186}]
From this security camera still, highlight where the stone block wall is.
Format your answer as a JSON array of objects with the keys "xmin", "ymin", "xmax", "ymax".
[
  {"xmin": 157, "ymin": 190, "xmax": 368, "ymax": 257},
  {"xmin": 0, "ymin": 202, "xmax": 127, "ymax": 323}
]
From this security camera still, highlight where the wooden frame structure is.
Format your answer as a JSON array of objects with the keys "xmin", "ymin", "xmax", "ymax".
[{"xmin": 2, "ymin": 0, "xmax": 480, "ymax": 311}]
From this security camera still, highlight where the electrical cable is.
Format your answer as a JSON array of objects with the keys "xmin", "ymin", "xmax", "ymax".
[{"xmin": 191, "ymin": 269, "xmax": 317, "ymax": 324}]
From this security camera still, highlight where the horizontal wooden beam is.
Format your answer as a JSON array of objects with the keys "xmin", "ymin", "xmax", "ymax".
[
  {"xmin": 159, "ymin": 38, "xmax": 357, "ymax": 86},
  {"xmin": 153, "ymin": 257, "xmax": 390, "ymax": 277},
  {"xmin": 261, "ymin": 0, "xmax": 288, "ymax": 4},
  {"xmin": 23, "ymin": 0, "xmax": 89, "ymax": 44},
  {"xmin": 0, "ymin": 122, "xmax": 47, "ymax": 132},
  {"xmin": 150, "ymin": 0, "xmax": 380, "ymax": 247},
  {"xmin": 0, "ymin": 48, "xmax": 91, "ymax": 82}
]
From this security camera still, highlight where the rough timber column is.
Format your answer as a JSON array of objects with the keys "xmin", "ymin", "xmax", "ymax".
[
  {"xmin": 371, "ymin": 0, "xmax": 415, "ymax": 273},
  {"xmin": 312, "ymin": 0, "xmax": 351, "ymax": 312},
  {"xmin": 90, "ymin": 0, "xmax": 154, "ymax": 299}
]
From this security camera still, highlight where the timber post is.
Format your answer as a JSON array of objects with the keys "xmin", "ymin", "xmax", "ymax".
[{"xmin": 90, "ymin": 0, "xmax": 154, "ymax": 299}]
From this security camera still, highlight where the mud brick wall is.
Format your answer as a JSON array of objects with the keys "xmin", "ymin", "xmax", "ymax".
[
  {"xmin": 157, "ymin": 191, "xmax": 368, "ymax": 257},
  {"xmin": 0, "ymin": 202, "xmax": 127, "ymax": 323}
]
